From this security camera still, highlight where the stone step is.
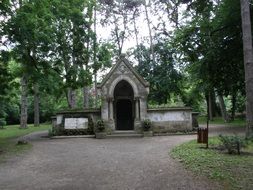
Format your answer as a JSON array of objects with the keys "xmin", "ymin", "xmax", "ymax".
[
  {"xmin": 112, "ymin": 130, "xmax": 139, "ymax": 134},
  {"xmin": 108, "ymin": 131, "xmax": 143, "ymax": 138},
  {"xmin": 107, "ymin": 134, "xmax": 143, "ymax": 138}
]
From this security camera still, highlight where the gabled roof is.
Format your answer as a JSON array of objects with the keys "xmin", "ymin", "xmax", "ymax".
[{"xmin": 98, "ymin": 56, "xmax": 149, "ymax": 89}]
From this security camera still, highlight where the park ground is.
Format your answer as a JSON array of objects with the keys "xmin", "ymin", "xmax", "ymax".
[{"xmin": 0, "ymin": 120, "xmax": 252, "ymax": 190}]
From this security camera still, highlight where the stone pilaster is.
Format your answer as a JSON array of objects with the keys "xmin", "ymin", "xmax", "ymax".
[{"xmin": 106, "ymin": 97, "xmax": 115, "ymax": 130}]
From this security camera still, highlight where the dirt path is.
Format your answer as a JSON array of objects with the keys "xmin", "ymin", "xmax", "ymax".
[{"xmin": 0, "ymin": 125, "xmax": 244, "ymax": 190}]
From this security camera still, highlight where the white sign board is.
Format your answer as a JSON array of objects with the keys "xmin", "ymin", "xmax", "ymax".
[{"xmin": 64, "ymin": 118, "xmax": 88, "ymax": 129}]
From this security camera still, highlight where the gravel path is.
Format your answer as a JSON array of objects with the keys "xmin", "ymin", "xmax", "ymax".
[{"xmin": 0, "ymin": 125, "xmax": 244, "ymax": 190}]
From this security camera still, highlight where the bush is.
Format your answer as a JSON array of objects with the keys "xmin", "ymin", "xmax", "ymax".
[
  {"xmin": 0, "ymin": 118, "xmax": 6, "ymax": 129},
  {"xmin": 87, "ymin": 117, "xmax": 95, "ymax": 134},
  {"xmin": 142, "ymin": 119, "xmax": 152, "ymax": 131},
  {"xmin": 219, "ymin": 135, "xmax": 247, "ymax": 155},
  {"xmin": 64, "ymin": 129, "xmax": 90, "ymax": 135},
  {"xmin": 48, "ymin": 129, "xmax": 54, "ymax": 137},
  {"xmin": 95, "ymin": 120, "xmax": 105, "ymax": 132}
]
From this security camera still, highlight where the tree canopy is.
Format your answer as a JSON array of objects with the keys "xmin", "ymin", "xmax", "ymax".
[{"xmin": 0, "ymin": 0, "xmax": 252, "ymax": 135}]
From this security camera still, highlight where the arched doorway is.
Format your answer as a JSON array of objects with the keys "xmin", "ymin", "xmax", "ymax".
[{"xmin": 114, "ymin": 80, "xmax": 134, "ymax": 130}]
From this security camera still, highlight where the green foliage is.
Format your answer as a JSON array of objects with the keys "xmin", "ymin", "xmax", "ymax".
[
  {"xmin": 87, "ymin": 117, "xmax": 95, "ymax": 134},
  {"xmin": 51, "ymin": 0, "xmax": 95, "ymax": 89},
  {"xmin": 95, "ymin": 119, "xmax": 105, "ymax": 132},
  {"xmin": 1, "ymin": 0, "xmax": 103, "ymax": 123},
  {"xmin": 219, "ymin": 135, "xmax": 247, "ymax": 155},
  {"xmin": 51, "ymin": 126, "xmax": 64, "ymax": 136},
  {"xmin": 0, "ymin": 118, "xmax": 6, "ymax": 125},
  {"xmin": 93, "ymin": 42, "xmax": 113, "ymax": 72},
  {"xmin": 171, "ymin": 137, "xmax": 253, "ymax": 190},
  {"xmin": 0, "ymin": 60, "xmax": 13, "ymax": 98},
  {"xmin": 0, "ymin": 0, "xmax": 249, "ymax": 125},
  {"xmin": 142, "ymin": 119, "xmax": 152, "ymax": 131},
  {"xmin": 48, "ymin": 129, "xmax": 54, "ymax": 137},
  {"xmin": 170, "ymin": 0, "xmax": 248, "ymax": 113},
  {"xmin": 62, "ymin": 129, "xmax": 92, "ymax": 136},
  {"xmin": 0, "ymin": 118, "xmax": 6, "ymax": 129},
  {"xmin": 135, "ymin": 43, "xmax": 183, "ymax": 105}
]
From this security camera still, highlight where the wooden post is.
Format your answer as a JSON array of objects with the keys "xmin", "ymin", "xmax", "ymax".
[{"xmin": 206, "ymin": 97, "xmax": 209, "ymax": 149}]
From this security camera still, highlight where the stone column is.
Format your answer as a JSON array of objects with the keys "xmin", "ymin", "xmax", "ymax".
[
  {"xmin": 106, "ymin": 97, "xmax": 115, "ymax": 131},
  {"xmin": 134, "ymin": 97, "xmax": 141, "ymax": 132},
  {"xmin": 108, "ymin": 97, "xmax": 114, "ymax": 120},
  {"xmin": 101, "ymin": 97, "xmax": 108, "ymax": 121},
  {"xmin": 139, "ymin": 97, "xmax": 148, "ymax": 120},
  {"xmin": 135, "ymin": 97, "xmax": 140, "ymax": 120}
]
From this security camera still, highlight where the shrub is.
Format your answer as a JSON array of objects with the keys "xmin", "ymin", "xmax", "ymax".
[
  {"xmin": 52, "ymin": 127, "xmax": 65, "ymax": 136},
  {"xmin": 246, "ymin": 134, "xmax": 253, "ymax": 142},
  {"xmin": 142, "ymin": 119, "xmax": 152, "ymax": 131},
  {"xmin": 219, "ymin": 135, "xmax": 247, "ymax": 155},
  {"xmin": 48, "ymin": 129, "xmax": 54, "ymax": 137},
  {"xmin": 87, "ymin": 117, "xmax": 95, "ymax": 134},
  {"xmin": 0, "ymin": 118, "xmax": 6, "ymax": 129},
  {"xmin": 95, "ymin": 120, "xmax": 105, "ymax": 132},
  {"xmin": 64, "ymin": 129, "xmax": 89, "ymax": 135}
]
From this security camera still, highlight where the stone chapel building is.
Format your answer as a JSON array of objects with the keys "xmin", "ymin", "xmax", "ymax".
[
  {"xmin": 98, "ymin": 56, "xmax": 150, "ymax": 131},
  {"xmin": 53, "ymin": 56, "xmax": 193, "ymax": 134}
]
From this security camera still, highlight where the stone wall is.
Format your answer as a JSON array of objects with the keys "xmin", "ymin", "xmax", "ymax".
[
  {"xmin": 147, "ymin": 107, "xmax": 192, "ymax": 133},
  {"xmin": 52, "ymin": 109, "xmax": 101, "ymax": 135}
]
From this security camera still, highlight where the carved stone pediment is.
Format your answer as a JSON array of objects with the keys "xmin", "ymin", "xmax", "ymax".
[{"xmin": 119, "ymin": 64, "xmax": 127, "ymax": 73}]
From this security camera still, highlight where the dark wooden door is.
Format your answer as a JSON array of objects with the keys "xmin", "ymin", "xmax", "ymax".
[{"xmin": 116, "ymin": 99, "xmax": 133, "ymax": 130}]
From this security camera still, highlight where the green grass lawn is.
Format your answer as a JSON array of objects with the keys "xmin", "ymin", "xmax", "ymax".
[
  {"xmin": 198, "ymin": 116, "xmax": 246, "ymax": 127},
  {"xmin": 0, "ymin": 124, "xmax": 51, "ymax": 161},
  {"xmin": 171, "ymin": 137, "xmax": 253, "ymax": 190}
]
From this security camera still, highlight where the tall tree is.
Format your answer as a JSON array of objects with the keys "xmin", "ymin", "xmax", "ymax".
[
  {"xmin": 143, "ymin": 0, "xmax": 154, "ymax": 62},
  {"xmin": 2, "ymin": 0, "xmax": 56, "ymax": 128},
  {"xmin": 240, "ymin": 0, "xmax": 253, "ymax": 137},
  {"xmin": 33, "ymin": 83, "xmax": 40, "ymax": 127},
  {"xmin": 50, "ymin": 0, "xmax": 95, "ymax": 109},
  {"xmin": 135, "ymin": 43, "xmax": 182, "ymax": 105},
  {"xmin": 99, "ymin": 0, "xmax": 133, "ymax": 56},
  {"xmin": 92, "ymin": 42, "xmax": 113, "ymax": 107},
  {"xmin": 20, "ymin": 74, "xmax": 28, "ymax": 128},
  {"xmin": 172, "ymin": 0, "xmax": 249, "ymax": 118}
]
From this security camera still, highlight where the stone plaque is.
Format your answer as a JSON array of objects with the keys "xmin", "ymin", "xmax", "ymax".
[
  {"xmin": 64, "ymin": 118, "xmax": 88, "ymax": 129},
  {"xmin": 56, "ymin": 115, "xmax": 63, "ymax": 125}
]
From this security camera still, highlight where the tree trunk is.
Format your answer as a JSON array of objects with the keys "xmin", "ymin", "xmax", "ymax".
[
  {"xmin": 133, "ymin": 9, "xmax": 141, "ymax": 65},
  {"xmin": 67, "ymin": 88, "xmax": 76, "ymax": 109},
  {"xmin": 113, "ymin": 14, "xmax": 125, "ymax": 56},
  {"xmin": 94, "ymin": 73, "xmax": 98, "ymax": 107},
  {"xmin": 83, "ymin": 86, "xmax": 89, "ymax": 109},
  {"xmin": 34, "ymin": 83, "xmax": 40, "ymax": 127},
  {"xmin": 240, "ymin": 0, "xmax": 253, "ymax": 137},
  {"xmin": 218, "ymin": 94, "xmax": 229, "ymax": 122},
  {"xmin": 93, "ymin": 2, "xmax": 98, "ymax": 107},
  {"xmin": 211, "ymin": 91, "xmax": 218, "ymax": 117},
  {"xmin": 208, "ymin": 92, "xmax": 213, "ymax": 121},
  {"xmin": 144, "ymin": 0, "xmax": 154, "ymax": 62},
  {"xmin": 20, "ymin": 75, "xmax": 28, "ymax": 128},
  {"xmin": 231, "ymin": 93, "xmax": 236, "ymax": 121},
  {"xmin": 82, "ymin": 5, "xmax": 93, "ymax": 108}
]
